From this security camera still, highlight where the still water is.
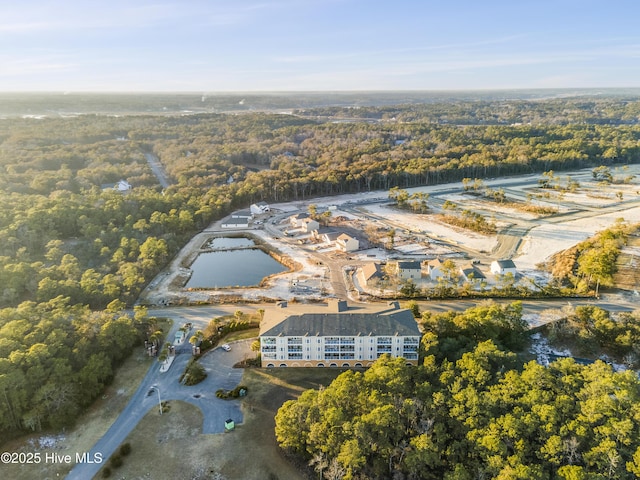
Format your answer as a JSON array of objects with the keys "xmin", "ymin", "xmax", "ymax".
[
  {"xmin": 207, "ymin": 236, "xmax": 255, "ymax": 249},
  {"xmin": 186, "ymin": 248, "xmax": 286, "ymax": 288}
]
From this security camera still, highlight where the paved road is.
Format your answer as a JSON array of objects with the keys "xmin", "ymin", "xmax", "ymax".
[
  {"xmin": 144, "ymin": 152, "xmax": 172, "ymax": 189},
  {"xmin": 66, "ymin": 328, "xmax": 251, "ymax": 480}
]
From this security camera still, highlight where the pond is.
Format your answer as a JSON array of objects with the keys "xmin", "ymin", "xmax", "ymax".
[
  {"xmin": 186, "ymin": 248, "xmax": 287, "ymax": 288},
  {"xmin": 207, "ymin": 236, "xmax": 255, "ymax": 249}
]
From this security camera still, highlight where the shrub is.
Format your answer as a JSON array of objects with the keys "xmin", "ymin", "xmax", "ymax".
[
  {"xmin": 179, "ymin": 359, "xmax": 207, "ymax": 385},
  {"xmin": 119, "ymin": 442, "xmax": 131, "ymax": 456},
  {"xmin": 101, "ymin": 467, "xmax": 112, "ymax": 478},
  {"xmin": 110, "ymin": 454, "xmax": 123, "ymax": 468},
  {"xmin": 216, "ymin": 385, "xmax": 248, "ymax": 399}
]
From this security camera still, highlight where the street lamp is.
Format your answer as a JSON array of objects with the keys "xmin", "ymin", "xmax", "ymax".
[{"xmin": 151, "ymin": 384, "xmax": 162, "ymax": 415}]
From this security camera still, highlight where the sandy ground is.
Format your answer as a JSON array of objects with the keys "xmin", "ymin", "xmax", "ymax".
[
  {"xmin": 139, "ymin": 166, "xmax": 640, "ymax": 304},
  {"xmin": 516, "ymin": 204, "xmax": 640, "ymax": 269}
]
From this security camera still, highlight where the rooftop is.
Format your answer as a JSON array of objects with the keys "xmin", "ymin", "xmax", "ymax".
[{"xmin": 260, "ymin": 301, "xmax": 420, "ymax": 337}]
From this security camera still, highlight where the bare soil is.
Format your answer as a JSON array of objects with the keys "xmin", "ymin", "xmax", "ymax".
[{"xmin": 614, "ymin": 233, "xmax": 640, "ymax": 291}]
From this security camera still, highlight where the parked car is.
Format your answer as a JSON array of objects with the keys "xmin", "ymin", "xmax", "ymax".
[{"xmin": 221, "ymin": 344, "xmax": 231, "ymax": 351}]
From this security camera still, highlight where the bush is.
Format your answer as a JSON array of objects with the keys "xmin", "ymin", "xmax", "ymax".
[
  {"xmin": 119, "ymin": 442, "xmax": 131, "ymax": 456},
  {"xmin": 101, "ymin": 467, "xmax": 112, "ymax": 478},
  {"xmin": 216, "ymin": 385, "xmax": 248, "ymax": 399},
  {"xmin": 179, "ymin": 359, "xmax": 207, "ymax": 386},
  {"xmin": 110, "ymin": 454, "xmax": 123, "ymax": 468}
]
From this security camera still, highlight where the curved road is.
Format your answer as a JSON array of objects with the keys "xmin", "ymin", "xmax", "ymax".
[{"xmin": 67, "ymin": 325, "xmax": 251, "ymax": 480}]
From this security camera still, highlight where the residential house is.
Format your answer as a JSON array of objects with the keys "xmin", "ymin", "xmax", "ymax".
[
  {"xmin": 250, "ymin": 202, "xmax": 270, "ymax": 215},
  {"xmin": 490, "ymin": 259, "xmax": 517, "ymax": 276},
  {"xmin": 289, "ymin": 212, "xmax": 310, "ymax": 228},
  {"xmin": 320, "ymin": 231, "xmax": 337, "ymax": 242},
  {"xmin": 115, "ymin": 180, "xmax": 132, "ymax": 192},
  {"xmin": 396, "ymin": 261, "xmax": 422, "ymax": 280},
  {"xmin": 259, "ymin": 300, "xmax": 421, "ymax": 368},
  {"xmin": 359, "ymin": 262, "xmax": 384, "ymax": 286},
  {"xmin": 459, "ymin": 265, "xmax": 486, "ymax": 282},
  {"xmin": 427, "ymin": 258, "xmax": 446, "ymax": 281},
  {"xmin": 336, "ymin": 233, "xmax": 359, "ymax": 252},
  {"xmin": 301, "ymin": 218, "xmax": 320, "ymax": 233},
  {"xmin": 102, "ymin": 180, "xmax": 132, "ymax": 192}
]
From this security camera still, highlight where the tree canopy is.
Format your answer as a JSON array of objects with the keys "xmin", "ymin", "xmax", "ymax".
[{"xmin": 276, "ymin": 348, "xmax": 640, "ymax": 480}]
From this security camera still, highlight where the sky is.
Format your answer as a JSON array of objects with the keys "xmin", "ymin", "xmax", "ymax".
[{"xmin": 1, "ymin": 0, "xmax": 640, "ymax": 92}]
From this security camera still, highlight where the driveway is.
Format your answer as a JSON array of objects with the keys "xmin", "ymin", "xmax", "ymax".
[{"xmin": 66, "ymin": 338, "xmax": 252, "ymax": 480}]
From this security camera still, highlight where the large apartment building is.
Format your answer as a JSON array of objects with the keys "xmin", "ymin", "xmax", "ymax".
[{"xmin": 259, "ymin": 300, "xmax": 421, "ymax": 368}]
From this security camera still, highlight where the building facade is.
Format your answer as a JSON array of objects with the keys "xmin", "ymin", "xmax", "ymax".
[
  {"xmin": 397, "ymin": 260, "xmax": 422, "ymax": 280},
  {"xmin": 490, "ymin": 259, "xmax": 517, "ymax": 276},
  {"xmin": 336, "ymin": 233, "xmax": 359, "ymax": 252},
  {"xmin": 259, "ymin": 300, "xmax": 421, "ymax": 368}
]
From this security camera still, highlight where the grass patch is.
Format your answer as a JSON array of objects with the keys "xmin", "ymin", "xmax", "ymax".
[{"xmin": 224, "ymin": 327, "xmax": 259, "ymax": 343}]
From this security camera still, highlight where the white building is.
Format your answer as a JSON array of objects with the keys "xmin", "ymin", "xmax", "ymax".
[
  {"xmin": 336, "ymin": 233, "xmax": 359, "ymax": 252},
  {"xmin": 427, "ymin": 258, "xmax": 446, "ymax": 281},
  {"xmin": 396, "ymin": 261, "xmax": 422, "ymax": 280},
  {"xmin": 231, "ymin": 209, "xmax": 253, "ymax": 219},
  {"xmin": 259, "ymin": 300, "xmax": 421, "ymax": 368},
  {"xmin": 289, "ymin": 212, "xmax": 310, "ymax": 228},
  {"xmin": 250, "ymin": 202, "xmax": 270, "ymax": 215},
  {"xmin": 490, "ymin": 259, "xmax": 517, "ymax": 276},
  {"xmin": 221, "ymin": 217, "xmax": 249, "ymax": 229},
  {"xmin": 301, "ymin": 218, "xmax": 320, "ymax": 233},
  {"xmin": 115, "ymin": 180, "xmax": 132, "ymax": 192}
]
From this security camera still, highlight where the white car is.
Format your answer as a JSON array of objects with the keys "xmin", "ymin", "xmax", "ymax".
[{"xmin": 221, "ymin": 344, "xmax": 231, "ymax": 351}]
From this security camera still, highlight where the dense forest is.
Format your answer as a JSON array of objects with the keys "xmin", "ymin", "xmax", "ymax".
[
  {"xmin": 0, "ymin": 299, "xmax": 152, "ymax": 435},
  {"xmin": 275, "ymin": 304, "xmax": 640, "ymax": 479},
  {"xmin": 2, "ymin": 94, "xmax": 640, "ymax": 439}
]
